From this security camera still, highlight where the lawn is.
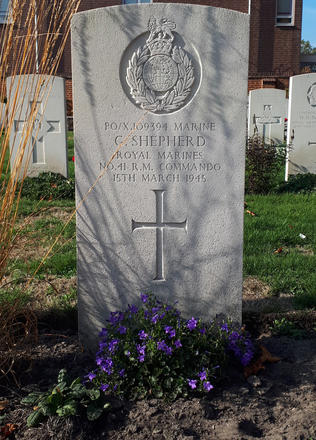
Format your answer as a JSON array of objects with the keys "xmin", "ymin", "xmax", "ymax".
[{"xmin": 244, "ymin": 193, "xmax": 316, "ymax": 308}]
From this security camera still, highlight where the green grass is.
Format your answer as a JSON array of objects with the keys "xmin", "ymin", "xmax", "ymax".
[
  {"xmin": 9, "ymin": 249, "xmax": 76, "ymax": 278},
  {"xmin": 67, "ymin": 131, "xmax": 74, "ymax": 179},
  {"xmin": 244, "ymin": 193, "xmax": 316, "ymax": 308},
  {"xmin": 17, "ymin": 198, "xmax": 75, "ymax": 216}
]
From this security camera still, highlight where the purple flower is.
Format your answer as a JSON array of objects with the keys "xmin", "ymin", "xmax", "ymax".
[
  {"xmin": 141, "ymin": 293, "xmax": 148, "ymax": 303},
  {"xmin": 186, "ymin": 317, "xmax": 198, "ymax": 331},
  {"xmin": 151, "ymin": 314, "xmax": 159, "ymax": 324},
  {"xmin": 101, "ymin": 358, "xmax": 113, "ymax": 375},
  {"xmin": 99, "ymin": 341, "xmax": 107, "ymax": 350},
  {"xmin": 169, "ymin": 329, "xmax": 176, "ymax": 338},
  {"xmin": 152, "ymin": 306, "xmax": 161, "ymax": 313},
  {"xmin": 119, "ymin": 368, "xmax": 125, "ymax": 377},
  {"xmin": 100, "ymin": 383, "xmax": 109, "ymax": 392},
  {"xmin": 108, "ymin": 339, "xmax": 119, "ymax": 353},
  {"xmin": 203, "ymin": 381, "xmax": 214, "ymax": 392},
  {"xmin": 157, "ymin": 340, "xmax": 167, "ymax": 351},
  {"xmin": 118, "ymin": 326, "xmax": 127, "ymax": 334},
  {"xmin": 199, "ymin": 328, "xmax": 206, "ymax": 335},
  {"xmin": 221, "ymin": 323, "xmax": 229, "ymax": 332},
  {"xmin": 230, "ymin": 331, "xmax": 240, "ymax": 341},
  {"xmin": 136, "ymin": 344, "xmax": 146, "ymax": 355},
  {"xmin": 96, "ymin": 356, "xmax": 104, "ymax": 366},
  {"xmin": 99, "ymin": 328, "xmax": 107, "ymax": 338},
  {"xmin": 165, "ymin": 326, "xmax": 176, "ymax": 338},
  {"xmin": 199, "ymin": 370, "xmax": 207, "ymax": 381},
  {"xmin": 138, "ymin": 354, "xmax": 145, "ymax": 362},
  {"xmin": 159, "ymin": 313, "xmax": 166, "ymax": 320},
  {"xmin": 174, "ymin": 339, "xmax": 182, "ymax": 348},
  {"xmin": 88, "ymin": 372, "xmax": 96, "ymax": 381},
  {"xmin": 241, "ymin": 351, "xmax": 253, "ymax": 366},
  {"xmin": 109, "ymin": 312, "xmax": 121, "ymax": 326},
  {"xmin": 188, "ymin": 379, "xmax": 197, "ymax": 389},
  {"xmin": 113, "ymin": 384, "xmax": 118, "ymax": 391},
  {"xmin": 164, "ymin": 345, "xmax": 173, "ymax": 356},
  {"xmin": 157, "ymin": 340, "xmax": 173, "ymax": 355},
  {"xmin": 138, "ymin": 330, "xmax": 148, "ymax": 340},
  {"xmin": 125, "ymin": 350, "xmax": 131, "ymax": 357},
  {"xmin": 128, "ymin": 304, "xmax": 138, "ymax": 314}
]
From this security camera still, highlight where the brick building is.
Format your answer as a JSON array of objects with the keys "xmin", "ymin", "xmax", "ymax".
[{"xmin": 1, "ymin": 0, "xmax": 303, "ymax": 111}]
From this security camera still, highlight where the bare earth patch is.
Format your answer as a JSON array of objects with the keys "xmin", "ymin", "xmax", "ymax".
[{"xmin": 243, "ymin": 277, "xmax": 295, "ymax": 313}]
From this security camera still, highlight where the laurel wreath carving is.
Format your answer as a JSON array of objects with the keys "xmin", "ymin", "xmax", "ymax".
[{"xmin": 126, "ymin": 46, "xmax": 194, "ymax": 113}]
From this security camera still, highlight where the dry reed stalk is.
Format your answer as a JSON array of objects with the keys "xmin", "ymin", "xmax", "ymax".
[
  {"xmin": 0, "ymin": 0, "xmax": 80, "ymax": 382},
  {"xmin": 0, "ymin": 0, "xmax": 80, "ymax": 281}
]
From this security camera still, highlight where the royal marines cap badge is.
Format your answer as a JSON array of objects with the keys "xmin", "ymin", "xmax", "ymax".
[{"xmin": 126, "ymin": 17, "xmax": 195, "ymax": 113}]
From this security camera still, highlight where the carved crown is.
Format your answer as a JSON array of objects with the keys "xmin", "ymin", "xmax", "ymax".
[{"xmin": 147, "ymin": 38, "xmax": 172, "ymax": 56}]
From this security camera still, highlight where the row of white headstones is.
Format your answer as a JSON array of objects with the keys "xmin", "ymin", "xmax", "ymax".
[
  {"xmin": 248, "ymin": 72, "xmax": 316, "ymax": 180},
  {"xmin": 7, "ymin": 72, "xmax": 316, "ymax": 181}
]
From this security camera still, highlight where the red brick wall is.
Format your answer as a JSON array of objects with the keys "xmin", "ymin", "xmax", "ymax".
[
  {"xmin": 249, "ymin": 0, "xmax": 302, "ymax": 79},
  {"xmin": 154, "ymin": 0, "xmax": 248, "ymax": 13}
]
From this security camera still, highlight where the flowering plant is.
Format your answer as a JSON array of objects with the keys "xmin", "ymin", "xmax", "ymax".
[{"xmin": 86, "ymin": 293, "xmax": 254, "ymax": 400}]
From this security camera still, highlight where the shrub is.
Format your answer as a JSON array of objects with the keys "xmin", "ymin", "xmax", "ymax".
[
  {"xmin": 245, "ymin": 135, "xmax": 286, "ymax": 194},
  {"xmin": 86, "ymin": 293, "xmax": 254, "ymax": 401},
  {"xmin": 19, "ymin": 172, "xmax": 75, "ymax": 200},
  {"xmin": 276, "ymin": 173, "xmax": 316, "ymax": 194}
]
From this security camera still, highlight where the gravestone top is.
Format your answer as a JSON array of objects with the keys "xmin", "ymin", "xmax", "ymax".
[
  {"xmin": 248, "ymin": 88, "xmax": 287, "ymax": 144},
  {"xmin": 286, "ymin": 73, "xmax": 316, "ymax": 178},
  {"xmin": 6, "ymin": 74, "xmax": 68, "ymax": 178},
  {"xmin": 72, "ymin": 4, "xmax": 249, "ymax": 347}
]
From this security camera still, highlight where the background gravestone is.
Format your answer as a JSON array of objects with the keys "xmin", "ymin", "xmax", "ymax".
[
  {"xmin": 248, "ymin": 88, "xmax": 287, "ymax": 144},
  {"xmin": 6, "ymin": 74, "xmax": 68, "ymax": 178},
  {"xmin": 72, "ymin": 4, "xmax": 249, "ymax": 347},
  {"xmin": 286, "ymin": 73, "xmax": 316, "ymax": 178}
]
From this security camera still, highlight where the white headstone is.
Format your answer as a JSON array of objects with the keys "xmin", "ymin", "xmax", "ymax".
[
  {"xmin": 6, "ymin": 75, "xmax": 68, "ymax": 178},
  {"xmin": 72, "ymin": 4, "xmax": 249, "ymax": 346},
  {"xmin": 286, "ymin": 73, "xmax": 316, "ymax": 178},
  {"xmin": 248, "ymin": 88, "xmax": 287, "ymax": 144}
]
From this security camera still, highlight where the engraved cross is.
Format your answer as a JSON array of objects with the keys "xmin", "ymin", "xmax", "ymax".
[
  {"xmin": 132, "ymin": 190, "xmax": 187, "ymax": 281},
  {"xmin": 14, "ymin": 101, "xmax": 60, "ymax": 164}
]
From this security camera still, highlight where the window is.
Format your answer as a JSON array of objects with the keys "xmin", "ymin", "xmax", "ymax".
[
  {"xmin": 0, "ymin": 0, "xmax": 9, "ymax": 23},
  {"xmin": 123, "ymin": 0, "xmax": 152, "ymax": 4},
  {"xmin": 276, "ymin": 0, "xmax": 295, "ymax": 26}
]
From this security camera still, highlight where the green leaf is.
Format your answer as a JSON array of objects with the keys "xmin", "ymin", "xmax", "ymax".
[
  {"xmin": 70, "ymin": 377, "xmax": 81, "ymax": 388},
  {"xmin": 57, "ymin": 369, "xmax": 68, "ymax": 384},
  {"xmin": 69, "ymin": 383, "xmax": 87, "ymax": 399},
  {"xmin": 21, "ymin": 392, "xmax": 43, "ymax": 406},
  {"xmin": 40, "ymin": 403, "xmax": 57, "ymax": 417},
  {"xmin": 45, "ymin": 391, "xmax": 63, "ymax": 413},
  {"xmin": 27, "ymin": 410, "xmax": 45, "ymax": 427},
  {"xmin": 87, "ymin": 389, "xmax": 100, "ymax": 401},
  {"xmin": 56, "ymin": 400, "xmax": 77, "ymax": 417},
  {"xmin": 52, "ymin": 382, "xmax": 67, "ymax": 393},
  {"xmin": 86, "ymin": 403, "xmax": 104, "ymax": 421}
]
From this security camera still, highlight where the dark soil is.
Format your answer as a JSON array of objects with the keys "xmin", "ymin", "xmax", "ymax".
[{"xmin": 1, "ymin": 314, "xmax": 316, "ymax": 440}]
